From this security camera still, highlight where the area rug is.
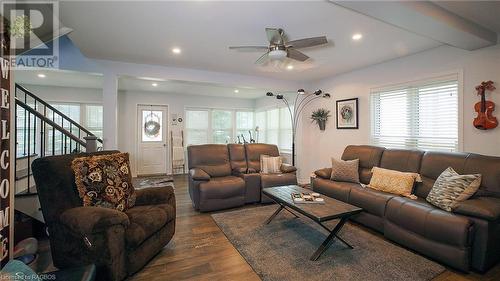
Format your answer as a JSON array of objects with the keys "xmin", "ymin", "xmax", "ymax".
[
  {"xmin": 212, "ymin": 205, "xmax": 445, "ymax": 281},
  {"xmin": 133, "ymin": 175, "xmax": 174, "ymax": 189}
]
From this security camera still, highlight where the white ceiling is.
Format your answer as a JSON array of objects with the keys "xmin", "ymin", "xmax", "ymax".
[
  {"xmin": 13, "ymin": 69, "xmax": 273, "ymax": 99},
  {"xmin": 59, "ymin": 1, "xmax": 443, "ymax": 82},
  {"xmin": 433, "ymin": 1, "xmax": 500, "ymax": 33},
  {"xmin": 118, "ymin": 76, "xmax": 272, "ymax": 99},
  {"xmin": 14, "ymin": 69, "xmax": 103, "ymax": 89}
]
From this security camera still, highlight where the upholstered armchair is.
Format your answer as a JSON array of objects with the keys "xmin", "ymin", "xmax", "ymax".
[
  {"xmin": 243, "ymin": 143, "xmax": 298, "ymax": 203},
  {"xmin": 32, "ymin": 151, "xmax": 176, "ymax": 281},
  {"xmin": 187, "ymin": 144, "xmax": 246, "ymax": 212}
]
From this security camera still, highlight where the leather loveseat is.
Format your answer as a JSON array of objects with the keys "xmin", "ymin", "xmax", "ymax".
[
  {"xmin": 312, "ymin": 145, "xmax": 500, "ymax": 272},
  {"xmin": 187, "ymin": 143, "xmax": 297, "ymax": 212}
]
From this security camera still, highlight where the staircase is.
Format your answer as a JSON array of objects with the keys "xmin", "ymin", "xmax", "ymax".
[{"xmin": 14, "ymin": 84, "xmax": 103, "ymax": 223}]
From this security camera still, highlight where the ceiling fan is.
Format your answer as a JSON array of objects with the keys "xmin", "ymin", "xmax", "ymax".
[{"xmin": 229, "ymin": 28, "xmax": 328, "ymax": 64}]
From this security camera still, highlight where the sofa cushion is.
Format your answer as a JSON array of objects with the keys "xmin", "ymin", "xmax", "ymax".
[
  {"xmin": 341, "ymin": 145, "xmax": 385, "ymax": 184},
  {"xmin": 368, "ymin": 167, "xmax": 420, "ymax": 197},
  {"xmin": 260, "ymin": 155, "xmax": 282, "ymax": 174},
  {"xmin": 72, "ymin": 152, "xmax": 136, "ymax": 211},
  {"xmin": 125, "ymin": 204, "xmax": 174, "ymax": 248},
  {"xmin": 453, "ymin": 197, "xmax": 500, "ymax": 221},
  {"xmin": 312, "ymin": 178, "xmax": 359, "ymax": 202},
  {"xmin": 330, "ymin": 158, "xmax": 360, "ymax": 183},
  {"xmin": 349, "ymin": 185, "xmax": 396, "ymax": 217},
  {"xmin": 386, "ymin": 197, "xmax": 473, "ymax": 247},
  {"xmin": 426, "ymin": 167, "xmax": 481, "ymax": 211},
  {"xmin": 199, "ymin": 176, "xmax": 245, "ymax": 200},
  {"xmin": 260, "ymin": 173, "xmax": 297, "ymax": 188},
  {"xmin": 245, "ymin": 143, "xmax": 280, "ymax": 173},
  {"xmin": 416, "ymin": 151, "xmax": 469, "ymax": 198},
  {"xmin": 187, "ymin": 144, "xmax": 232, "ymax": 177},
  {"xmin": 380, "ymin": 149, "xmax": 423, "ymax": 173}
]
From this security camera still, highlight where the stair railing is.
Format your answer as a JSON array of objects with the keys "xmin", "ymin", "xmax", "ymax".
[{"xmin": 14, "ymin": 84, "xmax": 103, "ymax": 196}]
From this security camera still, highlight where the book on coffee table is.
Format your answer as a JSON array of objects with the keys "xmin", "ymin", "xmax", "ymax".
[{"xmin": 291, "ymin": 192, "xmax": 325, "ymax": 204}]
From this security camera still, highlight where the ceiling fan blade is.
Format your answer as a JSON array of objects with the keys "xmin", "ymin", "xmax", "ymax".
[
  {"xmin": 229, "ymin": 46, "xmax": 269, "ymax": 51},
  {"xmin": 255, "ymin": 52, "xmax": 269, "ymax": 64},
  {"xmin": 287, "ymin": 48, "xmax": 309, "ymax": 62},
  {"xmin": 265, "ymin": 28, "xmax": 284, "ymax": 45},
  {"xmin": 287, "ymin": 36, "xmax": 328, "ymax": 49}
]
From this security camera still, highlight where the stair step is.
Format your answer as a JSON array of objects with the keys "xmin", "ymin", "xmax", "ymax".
[
  {"xmin": 15, "ymin": 195, "xmax": 44, "ymax": 223},
  {"xmin": 16, "ymin": 153, "xmax": 38, "ymax": 161},
  {"xmin": 15, "ymin": 168, "xmax": 33, "ymax": 180},
  {"xmin": 15, "ymin": 184, "xmax": 37, "ymax": 197}
]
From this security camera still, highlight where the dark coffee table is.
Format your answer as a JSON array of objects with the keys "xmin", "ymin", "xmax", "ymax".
[{"xmin": 262, "ymin": 185, "xmax": 362, "ymax": 261}]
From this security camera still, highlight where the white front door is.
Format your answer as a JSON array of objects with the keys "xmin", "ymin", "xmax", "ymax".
[{"xmin": 137, "ymin": 105, "xmax": 168, "ymax": 175}]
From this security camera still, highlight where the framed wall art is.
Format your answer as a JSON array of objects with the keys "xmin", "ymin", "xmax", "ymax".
[{"xmin": 336, "ymin": 98, "xmax": 358, "ymax": 129}]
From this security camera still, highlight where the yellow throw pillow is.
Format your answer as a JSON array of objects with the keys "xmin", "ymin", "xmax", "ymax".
[{"xmin": 368, "ymin": 167, "xmax": 421, "ymax": 197}]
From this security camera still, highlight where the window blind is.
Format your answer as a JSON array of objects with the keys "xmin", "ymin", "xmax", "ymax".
[{"xmin": 371, "ymin": 79, "xmax": 459, "ymax": 152}]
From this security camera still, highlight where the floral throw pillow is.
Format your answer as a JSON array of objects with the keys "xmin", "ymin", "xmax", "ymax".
[{"xmin": 72, "ymin": 152, "xmax": 136, "ymax": 211}]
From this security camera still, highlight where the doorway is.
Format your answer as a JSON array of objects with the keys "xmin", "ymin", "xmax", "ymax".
[{"xmin": 136, "ymin": 105, "xmax": 168, "ymax": 175}]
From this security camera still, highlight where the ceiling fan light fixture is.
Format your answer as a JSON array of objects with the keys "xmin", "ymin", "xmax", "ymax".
[
  {"xmin": 266, "ymin": 92, "xmax": 274, "ymax": 96},
  {"xmin": 297, "ymin": 89, "xmax": 305, "ymax": 95},
  {"xmin": 268, "ymin": 49, "xmax": 287, "ymax": 60}
]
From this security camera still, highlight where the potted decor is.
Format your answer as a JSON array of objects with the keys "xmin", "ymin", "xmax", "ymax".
[{"xmin": 310, "ymin": 108, "xmax": 331, "ymax": 131}]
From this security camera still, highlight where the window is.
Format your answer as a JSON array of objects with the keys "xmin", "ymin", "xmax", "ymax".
[
  {"xmin": 255, "ymin": 106, "xmax": 293, "ymax": 151},
  {"xmin": 236, "ymin": 111, "xmax": 254, "ymax": 141},
  {"xmin": 185, "ymin": 109, "xmax": 209, "ymax": 146},
  {"xmin": 47, "ymin": 103, "xmax": 81, "ymax": 155},
  {"xmin": 212, "ymin": 110, "xmax": 232, "ymax": 144},
  {"xmin": 371, "ymin": 77, "xmax": 459, "ymax": 151},
  {"xmin": 86, "ymin": 105, "xmax": 103, "ymax": 139},
  {"xmin": 185, "ymin": 108, "xmax": 254, "ymax": 145}
]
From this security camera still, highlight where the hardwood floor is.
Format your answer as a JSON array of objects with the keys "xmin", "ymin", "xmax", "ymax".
[
  {"xmin": 127, "ymin": 175, "xmax": 260, "ymax": 281},
  {"xmin": 126, "ymin": 174, "xmax": 500, "ymax": 281}
]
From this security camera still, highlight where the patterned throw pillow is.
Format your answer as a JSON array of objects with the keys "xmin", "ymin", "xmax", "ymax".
[
  {"xmin": 426, "ymin": 167, "xmax": 482, "ymax": 212},
  {"xmin": 72, "ymin": 152, "xmax": 136, "ymax": 211},
  {"xmin": 368, "ymin": 167, "xmax": 421, "ymax": 197},
  {"xmin": 260, "ymin": 155, "xmax": 282, "ymax": 174},
  {"xmin": 330, "ymin": 158, "xmax": 360, "ymax": 183}
]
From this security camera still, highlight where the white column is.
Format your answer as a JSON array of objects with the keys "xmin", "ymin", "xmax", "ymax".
[{"xmin": 102, "ymin": 73, "xmax": 118, "ymax": 149}]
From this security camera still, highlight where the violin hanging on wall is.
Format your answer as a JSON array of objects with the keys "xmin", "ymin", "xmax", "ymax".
[{"xmin": 473, "ymin": 80, "xmax": 498, "ymax": 130}]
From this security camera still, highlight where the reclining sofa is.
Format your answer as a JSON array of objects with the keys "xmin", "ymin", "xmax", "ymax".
[
  {"xmin": 312, "ymin": 145, "xmax": 500, "ymax": 272},
  {"xmin": 187, "ymin": 143, "xmax": 297, "ymax": 212}
]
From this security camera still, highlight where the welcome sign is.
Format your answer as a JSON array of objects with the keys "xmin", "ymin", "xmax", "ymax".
[{"xmin": 0, "ymin": 16, "xmax": 12, "ymax": 267}]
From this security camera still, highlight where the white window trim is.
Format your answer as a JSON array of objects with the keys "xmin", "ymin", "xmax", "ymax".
[{"xmin": 369, "ymin": 70, "xmax": 463, "ymax": 151}]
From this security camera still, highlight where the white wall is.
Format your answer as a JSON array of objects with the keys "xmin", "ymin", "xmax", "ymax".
[
  {"xmin": 298, "ymin": 44, "xmax": 500, "ymax": 182},
  {"xmin": 17, "ymin": 84, "xmax": 102, "ymax": 104},
  {"xmin": 117, "ymin": 90, "xmax": 255, "ymax": 176}
]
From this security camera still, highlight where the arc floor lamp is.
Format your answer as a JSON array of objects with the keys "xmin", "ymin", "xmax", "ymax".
[{"xmin": 266, "ymin": 89, "xmax": 331, "ymax": 166}]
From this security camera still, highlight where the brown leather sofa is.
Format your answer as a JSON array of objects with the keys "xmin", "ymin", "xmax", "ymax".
[
  {"xmin": 32, "ymin": 151, "xmax": 176, "ymax": 281},
  {"xmin": 312, "ymin": 145, "xmax": 500, "ymax": 272},
  {"xmin": 187, "ymin": 143, "xmax": 297, "ymax": 211}
]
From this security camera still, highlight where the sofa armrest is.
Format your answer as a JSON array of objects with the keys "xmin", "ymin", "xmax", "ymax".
[
  {"xmin": 60, "ymin": 206, "xmax": 130, "ymax": 236},
  {"xmin": 135, "ymin": 186, "xmax": 175, "ymax": 206},
  {"xmin": 247, "ymin": 167, "xmax": 257, "ymax": 173},
  {"xmin": 189, "ymin": 168, "xmax": 210, "ymax": 181},
  {"xmin": 453, "ymin": 197, "xmax": 500, "ymax": 221},
  {"xmin": 314, "ymin": 168, "xmax": 332, "ymax": 179},
  {"xmin": 280, "ymin": 164, "xmax": 297, "ymax": 173}
]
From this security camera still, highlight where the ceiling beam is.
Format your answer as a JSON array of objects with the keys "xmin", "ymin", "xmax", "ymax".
[{"xmin": 331, "ymin": 1, "xmax": 497, "ymax": 50}]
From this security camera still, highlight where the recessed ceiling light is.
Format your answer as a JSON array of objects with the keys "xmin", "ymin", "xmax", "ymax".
[
  {"xmin": 37, "ymin": 73, "xmax": 46, "ymax": 78},
  {"xmin": 172, "ymin": 47, "xmax": 181, "ymax": 54},
  {"xmin": 287, "ymin": 65, "xmax": 294, "ymax": 70},
  {"xmin": 352, "ymin": 33, "xmax": 363, "ymax": 41},
  {"xmin": 234, "ymin": 89, "xmax": 239, "ymax": 93},
  {"xmin": 152, "ymin": 83, "xmax": 158, "ymax": 87}
]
